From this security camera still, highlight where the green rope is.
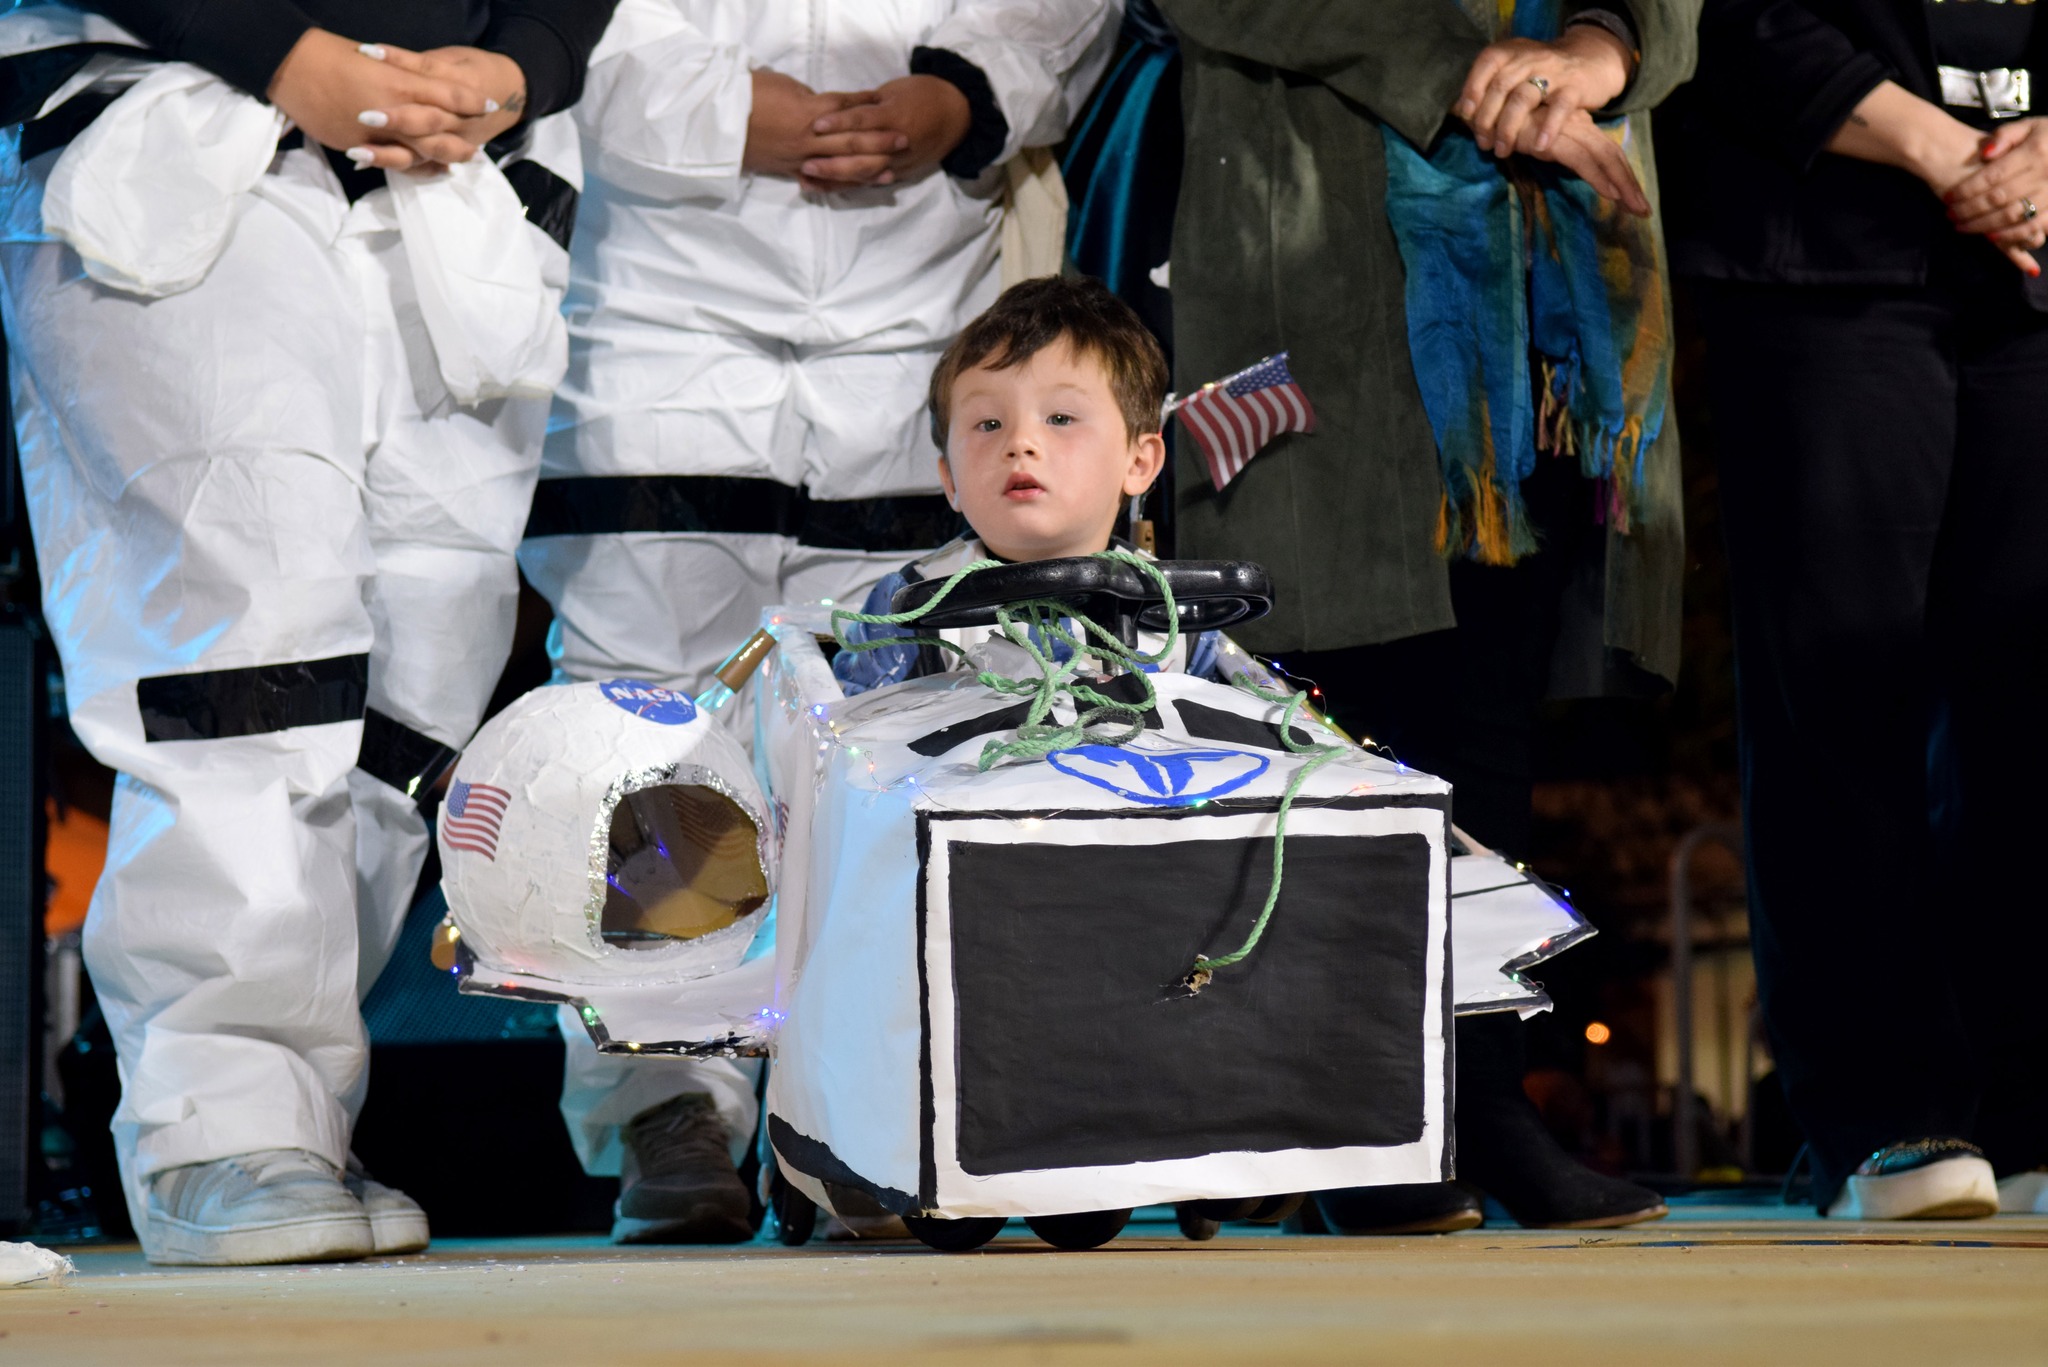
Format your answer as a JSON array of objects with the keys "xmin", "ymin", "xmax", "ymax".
[
  {"xmin": 1182, "ymin": 683, "xmax": 1347, "ymax": 993},
  {"xmin": 831, "ymin": 551, "xmax": 1341, "ymax": 994},
  {"xmin": 832, "ymin": 548, "xmax": 1181, "ymax": 772}
]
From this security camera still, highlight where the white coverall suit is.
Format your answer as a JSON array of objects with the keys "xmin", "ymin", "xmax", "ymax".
[
  {"xmin": 0, "ymin": 36, "xmax": 576, "ymax": 1233},
  {"xmin": 527, "ymin": 0, "xmax": 1119, "ymax": 1177}
]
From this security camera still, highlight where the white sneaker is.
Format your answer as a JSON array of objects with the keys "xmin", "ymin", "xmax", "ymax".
[
  {"xmin": 145, "ymin": 1149, "xmax": 374, "ymax": 1266},
  {"xmin": 1827, "ymin": 1139, "xmax": 1998, "ymax": 1221},
  {"xmin": 1996, "ymin": 1169, "xmax": 2048, "ymax": 1215},
  {"xmin": 343, "ymin": 1154, "xmax": 431, "ymax": 1254}
]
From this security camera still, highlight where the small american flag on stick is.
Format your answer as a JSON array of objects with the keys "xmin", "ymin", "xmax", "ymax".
[
  {"xmin": 442, "ymin": 779, "xmax": 511, "ymax": 860},
  {"xmin": 1171, "ymin": 352, "xmax": 1316, "ymax": 491}
]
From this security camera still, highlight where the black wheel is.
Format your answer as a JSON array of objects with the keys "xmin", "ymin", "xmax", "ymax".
[
  {"xmin": 904, "ymin": 1215, "xmax": 1007, "ymax": 1252},
  {"xmin": 1025, "ymin": 1209, "xmax": 1132, "ymax": 1250},
  {"xmin": 1182, "ymin": 1197, "xmax": 1264, "ymax": 1222},
  {"xmin": 1174, "ymin": 1204, "xmax": 1221, "ymax": 1241},
  {"xmin": 767, "ymin": 1168, "xmax": 817, "ymax": 1247},
  {"xmin": 1244, "ymin": 1194, "xmax": 1306, "ymax": 1225}
]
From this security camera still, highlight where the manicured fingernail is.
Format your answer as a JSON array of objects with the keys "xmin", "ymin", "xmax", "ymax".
[
  {"xmin": 345, "ymin": 146, "xmax": 376, "ymax": 167},
  {"xmin": 484, "ymin": 99, "xmax": 500, "ymax": 114},
  {"xmin": 1457, "ymin": 101, "xmax": 1474, "ymax": 117},
  {"xmin": 357, "ymin": 110, "xmax": 389, "ymax": 128},
  {"xmin": 1536, "ymin": 133, "xmax": 1552, "ymax": 151},
  {"xmin": 358, "ymin": 43, "xmax": 387, "ymax": 60}
]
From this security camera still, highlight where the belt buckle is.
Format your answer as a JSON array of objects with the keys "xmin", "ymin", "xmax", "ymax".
[{"xmin": 1976, "ymin": 68, "xmax": 2030, "ymax": 119}]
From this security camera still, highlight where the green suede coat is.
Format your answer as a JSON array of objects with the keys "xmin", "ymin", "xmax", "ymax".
[{"xmin": 1159, "ymin": 0, "xmax": 1697, "ymax": 688}]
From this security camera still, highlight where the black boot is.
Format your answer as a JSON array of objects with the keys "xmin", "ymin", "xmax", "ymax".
[
  {"xmin": 1313, "ymin": 1182, "xmax": 1484, "ymax": 1235},
  {"xmin": 1455, "ymin": 1013, "xmax": 1666, "ymax": 1229}
]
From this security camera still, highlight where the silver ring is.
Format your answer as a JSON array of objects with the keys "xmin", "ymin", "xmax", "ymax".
[
  {"xmin": 1528, "ymin": 76, "xmax": 1551, "ymax": 95},
  {"xmin": 2024, "ymin": 197, "xmax": 2039, "ymax": 221}
]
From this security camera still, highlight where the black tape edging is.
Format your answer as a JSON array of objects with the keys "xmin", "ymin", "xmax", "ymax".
[
  {"xmin": 767, "ymin": 1114, "xmax": 920, "ymax": 1217},
  {"xmin": 356, "ymin": 707, "xmax": 460, "ymax": 803}
]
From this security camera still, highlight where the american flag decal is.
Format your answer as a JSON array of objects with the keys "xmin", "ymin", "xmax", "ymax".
[
  {"xmin": 442, "ymin": 779, "xmax": 510, "ymax": 860},
  {"xmin": 1174, "ymin": 352, "xmax": 1317, "ymax": 491}
]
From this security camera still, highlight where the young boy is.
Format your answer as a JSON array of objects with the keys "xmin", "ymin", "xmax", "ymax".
[
  {"xmin": 838, "ymin": 275, "xmax": 1668, "ymax": 1238},
  {"xmin": 835, "ymin": 274, "xmax": 1225, "ymax": 692}
]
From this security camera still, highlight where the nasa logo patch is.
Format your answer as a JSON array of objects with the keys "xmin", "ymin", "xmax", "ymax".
[
  {"xmin": 599, "ymin": 679, "xmax": 697, "ymax": 726},
  {"xmin": 1046, "ymin": 745, "xmax": 1268, "ymax": 806}
]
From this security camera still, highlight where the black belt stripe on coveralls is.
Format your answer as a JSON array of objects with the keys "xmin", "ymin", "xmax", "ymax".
[
  {"xmin": 523, "ymin": 475, "xmax": 966, "ymax": 553},
  {"xmin": 357, "ymin": 709, "xmax": 462, "ymax": 804},
  {"xmin": 139, "ymin": 659, "xmax": 460, "ymax": 806},
  {"xmin": 138, "ymin": 655, "xmax": 371, "ymax": 743}
]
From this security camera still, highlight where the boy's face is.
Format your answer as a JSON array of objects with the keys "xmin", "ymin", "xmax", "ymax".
[{"xmin": 938, "ymin": 338, "xmax": 1165, "ymax": 563}]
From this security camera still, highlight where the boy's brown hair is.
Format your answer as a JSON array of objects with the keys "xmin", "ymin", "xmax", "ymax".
[{"xmin": 928, "ymin": 275, "xmax": 1170, "ymax": 453}]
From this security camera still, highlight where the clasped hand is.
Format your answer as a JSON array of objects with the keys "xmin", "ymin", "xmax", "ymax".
[
  {"xmin": 1943, "ymin": 119, "xmax": 2048, "ymax": 275},
  {"xmin": 744, "ymin": 69, "xmax": 971, "ymax": 192},
  {"xmin": 267, "ymin": 28, "xmax": 527, "ymax": 173},
  {"xmin": 1452, "ymin": 28, "xmax": 1650, "ymax": 218}
]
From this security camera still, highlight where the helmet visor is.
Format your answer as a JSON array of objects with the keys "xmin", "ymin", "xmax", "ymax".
[{"xmin": 602, "ymin": 784, "xmax": 769, "ymax": 948}]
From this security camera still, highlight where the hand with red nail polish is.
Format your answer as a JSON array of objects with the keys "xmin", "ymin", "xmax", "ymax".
[
  {"xmin": 1943, "ymin": 117, "xmax": 2048, "ymax": 273},
  {"xmin": 1822, "ymin": 81, "xmax": 2044, "ymax": 274}
]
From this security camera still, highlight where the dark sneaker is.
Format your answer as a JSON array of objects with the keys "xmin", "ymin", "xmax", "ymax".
[
  {"xmin": 1314, "ymin": 1182, "xmax": 1484, "ymax": 1235},
  {"xmin": 613, "ymin": 1092, "xmax": 754, "ymax": 1244},
  {"xmin": 1827, "ymin": 1139, "xmax": 1997, "ymax": 1220}
]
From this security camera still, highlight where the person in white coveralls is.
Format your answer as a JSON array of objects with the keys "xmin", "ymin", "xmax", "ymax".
[
  {"xmin": 520, "ymin": 0, "xmax": 1120, "ymax": 1243},
  {"xmin": 0, "ymin": 0, "xmax": 615, "ymax": 1264}
]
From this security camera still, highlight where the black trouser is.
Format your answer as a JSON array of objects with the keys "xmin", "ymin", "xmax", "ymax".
[
  {"xmin": 1282, "ymin": 454, "xmax": 1597, "ymax": 857},
  {"xmin": 1699, "ymin": 264, "xmax": 2048, "ymax": 1208},
  {"xmin": 1285, "ymin": 460, "xmax": 1607, "ymax": 1203}
]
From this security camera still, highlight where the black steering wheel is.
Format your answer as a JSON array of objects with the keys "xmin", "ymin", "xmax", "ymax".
[{"xmin": 889, "ymin": 557, "xmax": 1273, "ymax": 638}]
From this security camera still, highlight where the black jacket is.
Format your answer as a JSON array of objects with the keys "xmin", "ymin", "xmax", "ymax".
[{"xmin": 1661, "ymin": 0, "xmax": 2048, "ymax": 298}]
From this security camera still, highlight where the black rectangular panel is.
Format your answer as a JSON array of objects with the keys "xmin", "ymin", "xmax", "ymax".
[{"xmin": 943, "ymin": 828, "xmax": 1433, "ymax": 1175}]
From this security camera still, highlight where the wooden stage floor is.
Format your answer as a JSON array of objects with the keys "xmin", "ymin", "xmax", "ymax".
[{"xmin": 9, "ymin": 1203, "xmax": 2048, "ymax": 1366}]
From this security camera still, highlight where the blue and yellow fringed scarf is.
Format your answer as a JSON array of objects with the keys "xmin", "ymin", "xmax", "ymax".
[{"xmin": 1381, "ymin": 0, "xmax": 1671, "ymax": 565}]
